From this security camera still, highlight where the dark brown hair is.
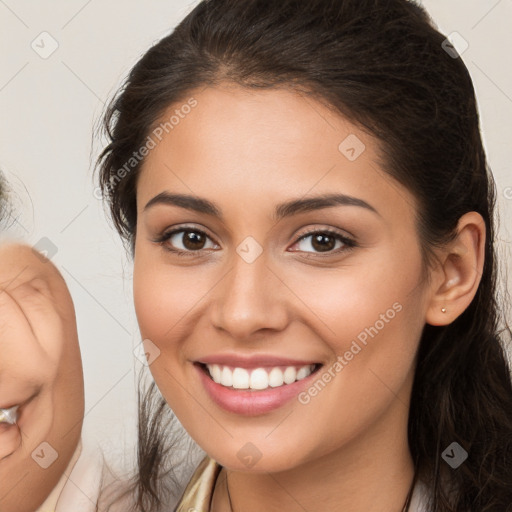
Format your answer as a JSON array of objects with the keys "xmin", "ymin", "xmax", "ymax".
[
  {"xmin": 0, "ymin": 171, "xmax": 14, "ymax": 230},
  {"xmin": 96, "ymin": 0, "xmax": 512, "ymax": 510}
]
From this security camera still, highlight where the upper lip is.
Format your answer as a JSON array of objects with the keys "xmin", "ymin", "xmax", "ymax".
[{"xmin": 196, "ymin": 354, "xmax": 320, "ymax": 368}]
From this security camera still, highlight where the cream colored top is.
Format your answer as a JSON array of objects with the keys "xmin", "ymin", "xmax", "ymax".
[
  {"xmin": 35, "ymin": 439, "xmax": 105, "ymax": 512},
  {"xmin": 174, "ymin": 456, "xmax": 431, "ymax": 512},
  {"xmin": 36, "ymin": 440, "xmax": 83, "ymax": 512}
]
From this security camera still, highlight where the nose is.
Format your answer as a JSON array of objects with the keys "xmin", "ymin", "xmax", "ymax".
[{"xmin": 209, "ymin": 250, "xmax": 290, "ymax": 341}]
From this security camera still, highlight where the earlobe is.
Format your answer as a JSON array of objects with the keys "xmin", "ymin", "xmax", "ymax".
[{"xmin": 426, "ymin": 212, "xmax": 486, "ymax": 326}]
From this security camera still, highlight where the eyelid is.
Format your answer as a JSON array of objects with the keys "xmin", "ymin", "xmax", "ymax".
[
  {"xmin": 160, "ymin": 223, "xmax": 217, "ymax": 242},
  {"xmin": 293, "ymin": 226, "xmax": 355, "ymax": 243}
]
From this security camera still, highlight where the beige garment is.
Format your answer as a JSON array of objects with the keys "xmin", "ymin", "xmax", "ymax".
[
  {"xmin": 36, "ymin": 440, "xmax": 83, "ymax": 512},
  {"xmin": 174, "ymin": 455, "xmax": 431, "ymax": 512},
  {"xmin": 35, "ymin": 438, "xmax": 105, "ymax": 512},
  {"xmin": 174, "ymin": 455, "xmax": 222, "ymax": 512}
]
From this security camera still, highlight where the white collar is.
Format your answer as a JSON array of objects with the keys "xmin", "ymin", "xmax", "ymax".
[{"xmin": 36, "ymin": 439, "xmax": 83, "ymax": 512}]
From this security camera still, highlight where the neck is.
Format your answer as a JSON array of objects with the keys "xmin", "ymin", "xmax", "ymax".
[{"xmin": 213, "ymin": 397, "xmax": 415, "ymax": 512}]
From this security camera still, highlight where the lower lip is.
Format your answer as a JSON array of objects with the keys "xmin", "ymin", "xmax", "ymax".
[{"xmin": 196, "ymin": 364, "xmax": 321, "ymax": 416}]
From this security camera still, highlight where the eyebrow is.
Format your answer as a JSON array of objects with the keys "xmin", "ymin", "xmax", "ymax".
[{"xmin": 144, "ymin": 192, "xmax": 380, "ymax": 220}]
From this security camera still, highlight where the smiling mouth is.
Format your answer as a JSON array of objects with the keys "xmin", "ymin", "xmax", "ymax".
[{"xmin": 197, "ymin": 362, "xmax": 322, "ymax": 391}]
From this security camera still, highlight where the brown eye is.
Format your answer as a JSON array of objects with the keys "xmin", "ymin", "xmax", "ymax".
[
  {"xmin": 157, "ymin": 227, "xmax": 218, "ymax": 255},
  {"xmin": 290, "ymin": 229, "xmax": 356, "ymax": 255},
  {"xmin": 181, "ymin": 230, "xmax": 207, "ymax": 250},
  {"xmin": 310, "ymin": 233, "xmax": 337, "ymax": 252}
]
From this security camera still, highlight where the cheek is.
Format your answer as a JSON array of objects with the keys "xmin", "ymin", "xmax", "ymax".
[
  {"xmin": 285, "ymin": 248, "xmax": 427, "ymax": 423},
  {"xmin": 284, "ymin": 265, "xmax": 425, "ymax": 447},
  {"xmin": 286, "ymin": 247, "xmax": 424, "ymax": 348},
  {"xmin": 133, "ymin": 247, "xmax": 215, "ymax": 355}
]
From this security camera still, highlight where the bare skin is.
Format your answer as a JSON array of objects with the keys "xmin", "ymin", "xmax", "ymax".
[
  {"xmin": 133, "ymin": 85, "xmax": 485, "ymax": 511},
  {"xmin": 0, "ymin": 243, "xmax": 84, "ymax": 512}
]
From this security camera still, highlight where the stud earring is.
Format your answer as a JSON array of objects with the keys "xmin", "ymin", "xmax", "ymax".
[{"xmin": 441, "ymin": 307, "xmax": 447, "ymax": 313}]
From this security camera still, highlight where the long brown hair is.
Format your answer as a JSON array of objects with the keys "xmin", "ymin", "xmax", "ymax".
[{"xmin": 96, "ymin": 1, "xmax": 512, "ymax": 510}]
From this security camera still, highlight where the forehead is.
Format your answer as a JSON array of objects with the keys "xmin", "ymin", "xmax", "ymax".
[{"xmin": 136, "ymin": 84, "xmax": 417, "ymax": 224}]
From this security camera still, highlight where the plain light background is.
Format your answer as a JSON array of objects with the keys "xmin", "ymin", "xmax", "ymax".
[{"xmin": 1, "ymin": 0, "xmax": 511, "ymax": 471}]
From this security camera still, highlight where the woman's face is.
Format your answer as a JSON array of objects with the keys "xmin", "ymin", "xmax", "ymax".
[{"xmin": 133, "ymin": 85, "xmax": 433, "ymax": 472}]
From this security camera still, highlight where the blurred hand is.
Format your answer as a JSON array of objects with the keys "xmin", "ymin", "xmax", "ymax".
[{"xmin": 0, "ymin": 243, "xmax": 84, "ymax": 512}]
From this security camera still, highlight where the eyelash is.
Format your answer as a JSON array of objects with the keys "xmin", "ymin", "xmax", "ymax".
[{"xmin": 153, "ymin": 225, "xmax": 357, "ymax": 258}]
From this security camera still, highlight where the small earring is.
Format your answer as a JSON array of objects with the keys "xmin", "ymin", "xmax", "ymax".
[{"xmin": 441, "ymin": 307, "xmax": 447, "ymax": 313}]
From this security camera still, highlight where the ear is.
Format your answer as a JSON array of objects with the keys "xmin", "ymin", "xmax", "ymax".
[{"xmin": 426, "ymin": 212, "xmax": 486, "ymax": 326}]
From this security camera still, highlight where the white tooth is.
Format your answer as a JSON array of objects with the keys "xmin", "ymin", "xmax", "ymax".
[
  {"xmin": 268, "ymin": 367, "xmax": 284, "ymax": 387},
  {"xmin": 232, "ymin": 368, "xmax": 250, "ymax": 389},
  {"xmin": 211, "ymin": 364, "xmax": 318, "ymax": 390},
  {"xmin": 250, "ymin": 368, "xmax": 269, "ymax": 390},
  {"xmin": 296, "ymin": 365, "xmax": 310, "ymax": 380},
  {"xmin": 283, "ymin": 366, "xmax": 297, "ymax": 384},
  {"xmin": 211, "ymin": 364, "xmax": 222, "ymax": 383},
  {"xmin": 221, "ymin": 366, "xmax": 233, "ymax": 387}
]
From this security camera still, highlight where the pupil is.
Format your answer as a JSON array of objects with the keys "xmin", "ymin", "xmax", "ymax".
[
  {"xmin": 183, "ymin": 231, "xmax": 205, "ymax": 250},
  {"xmin": 312, "ymin": 233, "xmax": 335, "ymax": 252}
]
